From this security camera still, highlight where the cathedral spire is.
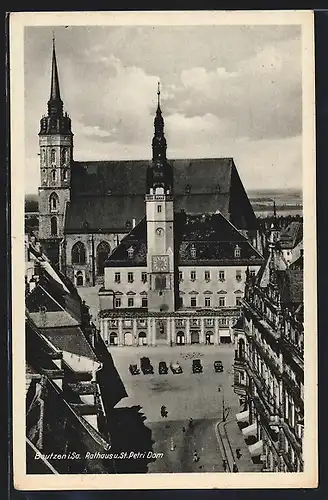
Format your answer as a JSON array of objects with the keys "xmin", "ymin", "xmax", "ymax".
[{"xmin": 47, "ymin": 34, "xmax": 63, "ymax": 117}]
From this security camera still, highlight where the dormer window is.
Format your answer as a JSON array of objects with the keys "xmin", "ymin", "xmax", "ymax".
[
  {"xmin": 185, "ymin": 184, "xmax": 191, "ymax": 194},
  {"xmin": 234, "ymin": 245, "xmax": 241, "ymax": 258},
  {"xmin": 190, "ymin": 245, "xmax": 196, "ymax": 259},
  {"xmin": 125, "ymin": 220, "xmax": 132, "ymax": 230},
  {"xmin": 127, "ymin": 246, "xmax": 134, "ymax": 259}
]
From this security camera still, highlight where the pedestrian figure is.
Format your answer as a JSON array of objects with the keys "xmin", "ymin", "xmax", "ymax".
[
  {"xmin": 188, "ymin": 417, "xmax": 193, "ymax": 428},
  {"xmin": 222, "ymin": 459, "xmax": 227, "ymax": 472},
  {"xmin": 236, "ymin": 448, "xmax": 242, "ymax": 459},
  {"xmin": 193, "ymin": 450, "xmax": 199, "ymax": 463},
  {"xmin": 160, "ymin": 405, "xmax": 167, "ymax": 418},
  {"xmin": 232, "ymin": 462, "xmax": 238, "ymax": 472},
  {"xmin": 182, "ymin": 426, "xmax": 186, "ymax": 433}
]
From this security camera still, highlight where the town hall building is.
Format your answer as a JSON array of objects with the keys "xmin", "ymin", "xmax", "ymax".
[{"xmin": 37, "ymin": 39, "xmax": 263, "ymax": 292}]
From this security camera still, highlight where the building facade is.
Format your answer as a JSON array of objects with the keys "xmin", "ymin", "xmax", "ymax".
[
  {"xmin": 37, "ymin": 40, "xmax": 262, "ymax": 287},
  {"xmin": 233, "ymin": 227, "xmax": 304, "ymax": 471},
  {"xmin": 98, "ymin": 88, "xmax": 264, "ymax": 347}
]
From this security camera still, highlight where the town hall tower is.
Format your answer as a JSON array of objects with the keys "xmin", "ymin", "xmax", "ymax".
[{"xmin": 146, "ymin": 84, "xmax": 175, "ymax": 313}]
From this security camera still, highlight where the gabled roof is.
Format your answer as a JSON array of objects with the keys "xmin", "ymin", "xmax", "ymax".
[
  {"xmin": 105, "ymin": 212, "xmax": 264, "ymax": 268},
  {"xmin": 65, "ymin": 158, "xmax": 258, "ymax": 233}
]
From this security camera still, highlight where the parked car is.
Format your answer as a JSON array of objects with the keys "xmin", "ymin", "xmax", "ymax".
[
  {"xmin": 214, "ymin": 360, "xmax": 224, "ymax": 372},
  {"xmin": 170, "ymin": 362, "xmax": 183, "ymax": 374},
  {"xmin": 158, "ymin": 361, "xmax": 169, "ymax": 375},
  {"xmin": 129, "ymin": 364, "xmax": 140, "ymax": 375},
  {"xmin": 140, "ymin": 356, "xmax": 154, "ymax": 374},
  {"xmin": 192, "ymin": 359, "xmax": 203, "ymax": 373}
]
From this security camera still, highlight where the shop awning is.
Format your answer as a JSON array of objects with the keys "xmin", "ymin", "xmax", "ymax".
[
  {"xmin": 242, "ymin": 422, "xmax": 257, "ymax": 438},
  {"xmin": 248, "ymin": 439, "xmax": 263, "ymax": 457},
  {"xmin": 236, "ymin": 410, "xmax": 249, "ymax": 423}
]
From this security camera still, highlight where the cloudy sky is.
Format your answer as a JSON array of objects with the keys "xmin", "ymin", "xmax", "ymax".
[{"xmin": 24, "ymin": 24, "xmax": 302, "ymax": 194}]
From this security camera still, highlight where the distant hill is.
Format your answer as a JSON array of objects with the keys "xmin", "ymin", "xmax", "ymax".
[{"xmin": 25, "ymin": 194, "xmax": 38, "ymax": 212}]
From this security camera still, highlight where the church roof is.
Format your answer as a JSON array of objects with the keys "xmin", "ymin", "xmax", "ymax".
[
  {"xmin": 65, "ymin": 158, "xmax": 257, "ymax": 233},
  {"xmin": 105, "ymin": 212, "xmax": 263, "ymax": 268}
]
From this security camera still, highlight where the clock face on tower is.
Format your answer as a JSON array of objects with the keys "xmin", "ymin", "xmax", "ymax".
[
  {"xmin": 152, "ymin": 255, "xmax": 169, "ymax": 272},
  {"xmin": 156, "ymin": 227, "xmax": 164, "ymax": 236}
]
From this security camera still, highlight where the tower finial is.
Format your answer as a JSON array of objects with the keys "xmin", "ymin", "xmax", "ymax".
[
  {"xmin": 273, "ymin": 199, "xmax": 277, "ymax": 219},
  {"xmin": 157, "ymin": 81, "xmax": 161, "ymax": 108}
]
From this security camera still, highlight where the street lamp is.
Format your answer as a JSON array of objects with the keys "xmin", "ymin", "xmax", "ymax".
[{"xmin": 218, "ymin": 385, "xmax": 230, "ymax": 422}]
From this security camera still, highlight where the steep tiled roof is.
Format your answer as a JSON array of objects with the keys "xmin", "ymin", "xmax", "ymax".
[
  {"xmin": 105, "ymin": 212, "xmax": 263, "ymax": 268},
  {"xmin": 42, "ymin": 326, "xmax": 98, "ymax": 361},
  {"xmin": 276, "ymin": 269, "xmax": 303, "ymax": 306},
  {"xmin": 65, "ymin": 158, "xmax": 257, "ymax": 233}
]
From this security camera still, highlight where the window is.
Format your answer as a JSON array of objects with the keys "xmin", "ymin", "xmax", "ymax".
[
  {"xmin": 190, "ymin": 271, "xmax": 196, "ymax": 281},
  {"xmin": 157, "ymin": 205, "xmax": 162, "ymax": 213},
  {"xmin": 61, "ymin": 148, "xmax": 69, "ymax": 164},
  {"xmin": 155, "ymin": 275, "xmax": 166, "ymax": 290},
  {"xmin": 236, "ymin": 296, "xmax": 242, "ymax": 306},
  {"xmin": 128, "ymin": 272, "xmax": 134, "ymax": 283},
  {"xmin": 190, "ymin": 245, "xmax": 197, "ymax": 258},
  {"xmin": 234, "ymin": 245, "xmax": 241, "ymax": 258},
  {"xmin": 219, "ymin": 270, "xmax": 225, "ymax": 281},
  {"xmin": 51, "ymin": 149, "xmax": 56, "ymax": 163},
  {"xmin": 236, "ymin": 270, "xmax": 242, "ymax": 281},
  {"xmin": 114, "ymin": 272, "xmax": 121, "ymax": 283},
  {"xmin": 205, "ymin": 318, "xmax": 214, "ymax": 327},
  {"xmin": 205, "ymin": 270, "xmax": 210, "ymax": 281},
  {"xmin": 71, "ymin": 241, "xmax": 86, "ymax": 264},
  {"xmin": 97, "ymin": 241, "xmax": 111, "ymax": 276},
  {"xmin": 141, "ymin": 272, "xmax": 147, "ymax": 283},
  {"xmin": 205, "ymin": 296, "xmax": 211, "ymax": 307},
  {"xmin": 190, "ymin": 296, "xmax": 197, "ymax": 307},
  {"xmin": 63, "ymin": 169, "xmax": 69, "ymax": 181},
  {"xmin": 128, "ymin": 297, "xmax": 134, "ymax": 307},
  {"xmin": 141, "ymin": 297, "xmax": 148, "ymax": 308},
  {"xmin": 250, "ymin": 269, "xmax": 256, "ymax": 277},
  {"xmin": 50, "ymin": 216, "xmax": 58, "ymax": 236},
  {"xmin": 51, "ymin": 169, "xmax": 56, "ymax": 182},
  {"xmin": 49, "ymin": 192, "xmax": 59, "ymax": 212},
  {"xmin": 179, "ymin": 271, "xmax": 183, "ymax": 282},
  {"xmin": 176, "ymin": 319, "xmax": 184, "ymax": 327},
  {"xmin": 219, "ymin": 296, "xmax": 226, "ymax": 307},
  {"xmin": 115, "ymin": 297, "xmax": 121, "ymax": 308}
]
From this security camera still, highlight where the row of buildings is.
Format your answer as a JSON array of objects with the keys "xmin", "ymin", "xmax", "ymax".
[
  {"xmin": 233, "ymin": 223, "xmax": 304, "ymax": 472},
  {"xmin": 25, "ymin": 237, "xmax": 154, "ymax": 474}
]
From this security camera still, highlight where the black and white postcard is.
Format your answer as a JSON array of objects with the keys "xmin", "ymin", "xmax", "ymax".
[{"xmin": 10, "ymin": 10, "xmax": 317, "ymax": 490}]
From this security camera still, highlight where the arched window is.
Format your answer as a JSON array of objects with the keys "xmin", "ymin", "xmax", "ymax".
[
  {"xmin": 72, "ymin": 241, "xmax": 86, "ymax": 265},
  {"xmin": 50, "ymin": 216, "xmax": 58, "ymax": 236},
  {"xmin": 155, "ymin": 275, "xmax": 166, "ymax": 290},
  {"xmin": 51, "ymin": 169, "xmax": 56, "ymax": 182},
  {"xmin": 190, "ymin": 244, "xmax": 197, "ymax": 259},
  {"xmin": 41, "ymin": 149, "xmax": 46, "ymax": 164},
  {"xmin": 96, "ymin": 241, "xmax": 111, "ymax": 275},
  {"xmin": 155, "ymin": 186, "xmax": 164, "ymax": 195},
  {"xmin": 234, "ymin": 245, "xmax": 241, "ymax": 258},
  {"xmin": 51, "ymin": 149, "xmax": 56, "ymax": 164},
  {"xmin": 76, "ymin": 270, "xmax": 84, "ymax": 286},
  {"xmin": 63, "ymin": 168, "xmax": 69, "ymax": 181},
  {"xmin": 61, "ymin": 148, "xmax": 69, "ymax": 165},
  {"xmin": 49, "ymin": 192, "xmax": 59, "ymax": 212}
]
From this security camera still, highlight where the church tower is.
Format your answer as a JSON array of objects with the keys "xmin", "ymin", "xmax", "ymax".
[
  {"xmin": 38, "ymin": 37, "xmax": 73, "ymax": 268},
  {"xmin": 146, "ymin": 84, "xmax": 175, "ymax": 312}
]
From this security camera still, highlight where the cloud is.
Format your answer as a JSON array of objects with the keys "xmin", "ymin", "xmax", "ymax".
[{"xmin": 24, "ymin": 25, "xmax": 302, "ymax": 193}]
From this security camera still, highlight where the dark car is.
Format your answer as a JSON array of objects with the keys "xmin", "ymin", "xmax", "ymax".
[
  {"xmin": 214, "ymin": 360, "xmax": 224, "ymax": 372},
  {"xmin": 129, "ymin": 364, "xmax": 140, "ymax": 375},
  {"xmin": 140, "ymin": 356, "xmax": 154, "ymax": 374},
  {"xmin": 170, "ymin": 362, "xmax": 183, "ymax": 374},
  {"xmin": 158, "ymin": 361, "xmax": 169, "ymax": 374},
  {"xmin": 192, "ymin": 359, "xmax": 203, "ymax": 373}
]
